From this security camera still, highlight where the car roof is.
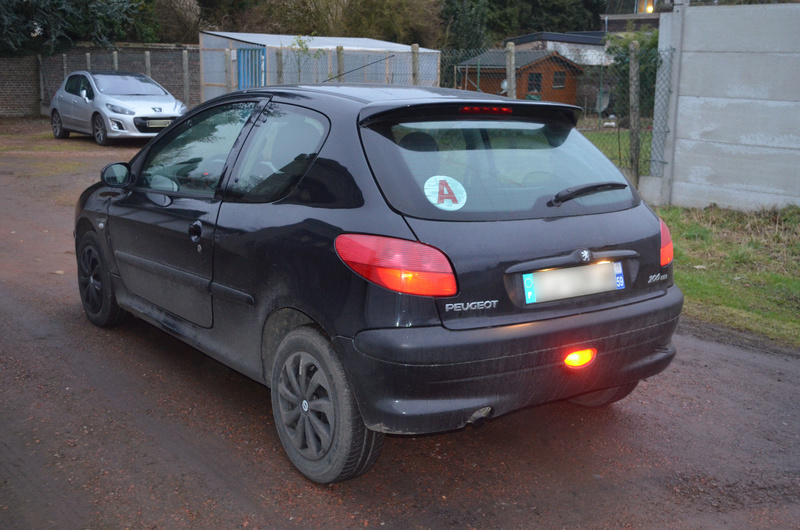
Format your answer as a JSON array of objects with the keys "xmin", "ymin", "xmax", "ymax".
[
  {"xmin": 89, "ymin": 71, "xmax": 152, "ymax": 77},
  {"xmin": 209, "ymin": 84, "xmax": 581, "ymax": 125},
  {"xmin": 65, "ymin": 70, "xmax": 151, "ymax": 77},
  {"xmin": 240, "ymin": 83, "xmax": 569, "ymax": 106}
]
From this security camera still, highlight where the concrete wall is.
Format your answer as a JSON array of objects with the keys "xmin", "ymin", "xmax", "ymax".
[{"xmin": 643, "ymin": 2, "xmax": 800, "ymax": 210}]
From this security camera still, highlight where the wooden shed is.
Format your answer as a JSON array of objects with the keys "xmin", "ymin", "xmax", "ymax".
[{"xmin": 458, "ymin": 50, "xmax": 583, "ymax": 105}]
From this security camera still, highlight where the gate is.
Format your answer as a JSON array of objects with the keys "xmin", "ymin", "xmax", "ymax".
[{"xmin": 237, "ymin": 46, "xmax": 268, "ymax": 89}]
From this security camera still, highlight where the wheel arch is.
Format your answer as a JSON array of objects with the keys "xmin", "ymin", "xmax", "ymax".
[
  {"xmin": 74, "ymin": 217, "xmax": 96, "ymax": 246},
  {"xmin": 259, "ymin": 307, "xmax": 318, "ymax": 386}
]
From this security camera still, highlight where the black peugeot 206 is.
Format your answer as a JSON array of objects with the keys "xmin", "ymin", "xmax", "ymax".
[{"xmin": 75, "ymin": 85, "xmax": 683, "ymax": 483}]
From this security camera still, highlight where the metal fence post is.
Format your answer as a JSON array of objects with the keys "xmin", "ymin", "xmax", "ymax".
[
  {"xmin": 505, "ymin": 42, "xmax": 516, "ymax": 99},
  {"xmin": 412, "ymin": 44, "xmax": 420, "ymax": 86},
  {"xmin": 86, "ymin": 52, "xmax": 91, "ymax": 71},
  {"xmin": 276, "ymin": 48, "xmax": 284, "ymax": 84},
  {"xmin": 113, "ymin": 51, "xmax": 118, "ymax": 71},
  {"xmin": 62, "ymin": 54, "xmax": 67, "ymax": 78},
  {"xmin": 145, "ymin": 51, "xmax": 151, "ymax": 78},
  {"xmin": 182, "ymin": 50, "xmax": 189, "ymax": 104},
  {"xmin": 225, "ymin": 49, "xmax": 232, "ymax": 93},
  {"xmin": 629, "ymin": 41, "xmax": 641, "ymax": 189},
  {"xmin": 337, "ymin": 46, "xmax": 344, "ymax": 82}
]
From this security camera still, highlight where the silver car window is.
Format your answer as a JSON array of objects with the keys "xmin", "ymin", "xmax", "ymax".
[{"xmin": 65, "ymin": 75, "xmax": 82, "ymax": 96}]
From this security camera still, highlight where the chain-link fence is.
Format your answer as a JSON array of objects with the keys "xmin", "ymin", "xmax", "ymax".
[
  {"xmin": 30, "ymin": 41, "xmax": 673, "ymax": 184},
  {"xmin": 433, "ymin": 47, "xmax": 673, "ymax": 183},
  {"xmin": 204, "ymin": 37, "xmax": 673, "ymax": 183}
]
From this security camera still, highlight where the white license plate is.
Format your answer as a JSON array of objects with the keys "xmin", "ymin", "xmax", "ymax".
[
  {"xmin": 147, "ymin": 119, "xmax": 172, "ymax": 128},
  {"xmin": 522, "ymin": 262, "xmax": 625, "ymax": 304}
]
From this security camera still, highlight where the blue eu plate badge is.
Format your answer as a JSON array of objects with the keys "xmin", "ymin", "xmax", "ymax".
[{"xmin": 523, "ymin": 262, "xmax": 625, "ymax": 305}]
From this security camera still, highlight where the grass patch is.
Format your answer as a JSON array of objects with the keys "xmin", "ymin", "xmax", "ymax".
[
  {"xmin": 0, "ymin": 137, "xmax": 97, "ymax": 154},
  {"xmin": 17, "ymin": 160, "xmax": 86, "ymax": 178},
  {"xmin": 657, "ymin": 204, "xmax": 800, "ymax": 348},
  {"xmin": 582, "ymin": 129, "xmax": 653, "ymax": 176}
]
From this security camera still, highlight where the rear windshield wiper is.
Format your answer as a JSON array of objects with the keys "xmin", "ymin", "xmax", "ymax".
[{"xmin": 547, "ymin": 181, "xmax": 628, "ymax": 207}]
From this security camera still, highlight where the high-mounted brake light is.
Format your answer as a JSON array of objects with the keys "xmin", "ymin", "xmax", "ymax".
[
  {"xmin": 459, "ymin": 106, "xmax": 513, "ymax": 115},
  {"xmin": 660, "ymin": 218, "xmax": 674, "ymax": 267},
  {"xmin": 335, "ymin": 234, "xmax": 457, "ymax": 297},
  {"xmin": 564, "ymin": 348, "xmax": 597, "ymax": 368}
]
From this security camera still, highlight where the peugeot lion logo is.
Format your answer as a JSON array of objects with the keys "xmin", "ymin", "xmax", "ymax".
[
  {"xmin": 152, "ymin": 107, "xmax": 162, "ymax": 113},
  {"xmin": 580, "ymin": 249, "xmax": 591, "ymax": 263}
]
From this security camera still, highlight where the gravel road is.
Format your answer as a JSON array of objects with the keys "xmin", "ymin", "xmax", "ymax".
[{"xmin": 1, "ymin": 118, "xmax": 798, "ymax": 528}]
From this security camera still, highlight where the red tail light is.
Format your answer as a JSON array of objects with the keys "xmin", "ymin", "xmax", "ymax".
[
  {"xmin": 459, "ymin": 106, "xmax": 513, "ymax": 115},
  {"xmin": 660, "ymin": 219, "xmax": 674, "ymax": 267},
  {"xmin": 335, "ymin": 234, "xmax": 457, "ymax": 297}
]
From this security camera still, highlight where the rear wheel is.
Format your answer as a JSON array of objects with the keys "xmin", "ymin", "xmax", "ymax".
[
  {"xmin": 51, "ymin": 110, "xmax": 69, "ymax": 139},
  {"xmin": 271, "ymin": 326, "xmax": 383, "ymax": 483},
  {"xmin": 569, "ymin": 382, "xmax": 639, "ymax": 407},
  {"xmin": 93, "ymin": 114, "xmax": 109, "ymax": 146},
  {"xmin": 77, "ymin": 231, "xmax": 125, "ymax": 327}
]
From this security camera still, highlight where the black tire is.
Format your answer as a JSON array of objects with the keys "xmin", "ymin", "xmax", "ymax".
[
  {"xmin": 51, "ymin": 110, "xmax": 69, "ymax": 139},
  {"xmin": 76, "ymin": 231, "xmax": 125, "ymax": 327},
  {"xmin": 569, "ymin": 381, "xmax": 639, "ymax": 408},
  {"xmin": 271, "ymin": 326, "xmax": 384, "ymax": 483},
  {"xmin": 92, "ymin": 114, "xmax": 110, "ymax": 146}
]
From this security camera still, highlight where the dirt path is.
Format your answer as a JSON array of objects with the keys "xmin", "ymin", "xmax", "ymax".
[{"xmin": 1, "ymin": 118, "xmax": 799, "ymax": 528}]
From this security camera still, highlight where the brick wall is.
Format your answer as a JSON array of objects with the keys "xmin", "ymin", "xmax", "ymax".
[
  {"xmin": 1, "ymin": 43, "xmax": 200, "ymax": 118},
  {"xmin": 0, "ymin": 56, "xmax": 40, "ymax": 117}
]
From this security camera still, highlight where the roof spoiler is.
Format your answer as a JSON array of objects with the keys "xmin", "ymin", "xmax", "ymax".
[{"xmin": 359, "ymin": 100, "xmax": 582, "ymax": 128}]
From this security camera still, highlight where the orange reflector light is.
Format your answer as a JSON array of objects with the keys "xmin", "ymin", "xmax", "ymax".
[{"xmin": 564, "ymin": 348, "xmax": 597, "ymax": 368}]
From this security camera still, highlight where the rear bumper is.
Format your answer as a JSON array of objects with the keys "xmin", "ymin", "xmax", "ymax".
[{"xmin": 333, "ymin": 286, "xmax": 683, "ymax": 435}]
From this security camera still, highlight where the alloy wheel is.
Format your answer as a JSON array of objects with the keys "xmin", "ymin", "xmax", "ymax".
[
  {"xmin": 78, "ymin": 244, "xmax": 104, "ymax": 315},
  {"xmin": 93, "ymin": 115, "xmax": 107, "ymax": 145}
]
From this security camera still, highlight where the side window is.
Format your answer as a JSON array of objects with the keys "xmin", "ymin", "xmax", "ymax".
[
  {"xmin": 229, "ymin": 103, "xmax": 328, "ymax": 203},
  {"xmin": 65, "ymin": 75, "xmax": 82, "ymax": 96},
  {"xmin": 527, "ymin": 73, "xmax": 542, "ymax": 94},
  {"xmin": 137, "ymin": 101, "xmax": 258, "ymax": 197},
  {"xmin": 79, "ymin": 76, "xmax": 94, "ymax": 99},
  {"xmin": 553, "ymin": 71, "xmax": 566, "ymax": 90}
]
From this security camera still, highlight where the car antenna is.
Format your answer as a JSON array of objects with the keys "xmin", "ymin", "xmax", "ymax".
[{"xmin": 323, "ymin": 55, "xmax": 396, "ymax": 83}]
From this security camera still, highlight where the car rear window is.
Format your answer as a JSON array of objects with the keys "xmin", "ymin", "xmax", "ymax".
[{"xmin": 360, "ymin": 114, "xmax": 637, "ymax": 221}]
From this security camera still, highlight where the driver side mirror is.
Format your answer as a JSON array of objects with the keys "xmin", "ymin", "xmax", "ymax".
[
  {"xmin": 80, "ymin": 89, "xmax": 90, "ymax": 102},
  {"xmin": 101, "ymin": 162, "xmax": 132, "ymax": 187}
]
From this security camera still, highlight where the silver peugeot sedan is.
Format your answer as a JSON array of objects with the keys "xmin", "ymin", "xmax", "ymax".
[{"xmin": 50, "ymin": 71, "xmax": 188, "ymax": 145}]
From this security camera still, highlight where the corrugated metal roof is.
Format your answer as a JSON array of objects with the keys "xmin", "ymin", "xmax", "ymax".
[
  {"xmin": 201, "ymin": 31, "xmax": 438, "ymax": 53},
  {"xmin": 459, "ymin": 50, "xmax": 547, "ymax": 68},
  {"xmin": 504, "ymin": 31, "xmax": 606, "ymax": 47}
]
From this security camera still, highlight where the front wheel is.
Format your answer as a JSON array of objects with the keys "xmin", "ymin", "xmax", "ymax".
[
  {"xmin": 271, "ymin": 326, "xmax": 384, "ymax": 483},
  {"xmin": 76, "ymin": 231, "xmax": 125, "ymax": 327},
  {"xmin": 568, "ymin": 381, "xmax": 639, "ymax": 407},
  {"xmin": 93, "ymin": 114, "xmax": 110, "ymax": 146}
]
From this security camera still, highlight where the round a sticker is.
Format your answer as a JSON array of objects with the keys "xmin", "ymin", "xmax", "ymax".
[{"xmin": 424, "ymin": 176, "xmax": 467, "ymax": 211}]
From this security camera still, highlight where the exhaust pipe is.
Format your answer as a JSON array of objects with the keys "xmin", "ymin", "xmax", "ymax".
[{"xmin": 467, "ymin": 407, "xmax": 492, "ymax": 428}]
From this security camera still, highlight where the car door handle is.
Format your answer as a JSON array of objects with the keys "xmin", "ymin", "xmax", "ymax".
[{"xmin": 188, "ymin": 221, "xmax": 203, "ymax": 241}]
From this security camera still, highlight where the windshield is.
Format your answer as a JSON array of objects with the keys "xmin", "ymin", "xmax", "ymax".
[
  {"xmin": 361, "ymin": 116, "xmax": 637, "ymax": 221},
  {"xmin": 92, "ymin": 74, "xmax": 167, "ymax": 96}
]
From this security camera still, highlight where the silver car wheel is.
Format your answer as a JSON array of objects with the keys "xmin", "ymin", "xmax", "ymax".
[{"xmin": 93, "ymin": 115, "xmax": 109, "ymax": 146}]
